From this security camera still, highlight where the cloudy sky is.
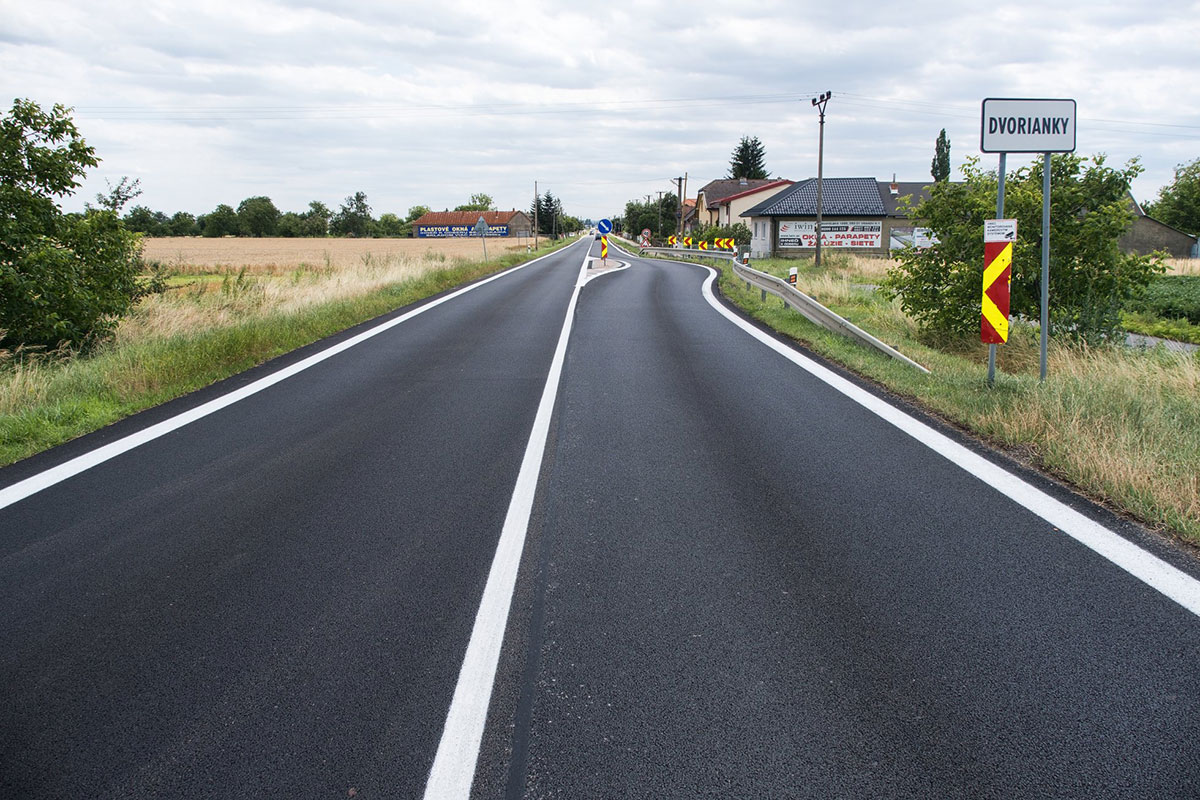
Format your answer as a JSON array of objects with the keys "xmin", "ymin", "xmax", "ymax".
[{"xmin": 3, "ymin": 0, "xmax": 1198, "ymax": 223}]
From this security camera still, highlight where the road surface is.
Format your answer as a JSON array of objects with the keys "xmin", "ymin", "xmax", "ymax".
[{"xmin": 2, "ymin": 237, "xmax": 1198, "ymax": 798}]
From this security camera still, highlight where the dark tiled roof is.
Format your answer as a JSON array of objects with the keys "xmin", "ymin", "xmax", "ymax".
[
  {"xmin": 742, "ymin": 177, "xmax": 886, "ymax": 217},
  {"xmin": 739, "ymin": 177, "xmax": 892, "ymax": 217},
  {"xmin": 709, "ymin": 179, "xmax": 793, "ymax": 207},
  {"xmin": 878, "ymin": 182, "xmax": 937, "ymax": 216},
  {"xmin": 697, "ymin": 178, "xmax": 778, "ymax": 204}
]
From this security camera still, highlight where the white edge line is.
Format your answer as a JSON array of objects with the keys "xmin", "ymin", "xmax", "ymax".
[
  {"xmin": 421, "ymin": 247, "xmax": 589, "ymax": 799},
  {"xmin": 695, "ymin": 267, "xmax": 1200, "ymax": 619},
  {"xmin": 0, "ymin": 240, "xmax": 586, "ymax": 513}
]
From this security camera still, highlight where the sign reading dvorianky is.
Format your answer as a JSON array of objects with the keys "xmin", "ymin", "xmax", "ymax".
[{"xmin": 980, "ymin": 98, "xmax": 1076, "ymax": 153}]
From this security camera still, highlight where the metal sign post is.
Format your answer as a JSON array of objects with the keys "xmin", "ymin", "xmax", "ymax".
[
  {"xmin": 980, "ymin": 97, "xmax": 1076, "ymax": 383},
  {"xmin": 475, "ymin": 216, "xmax": 489, "ymax": 261}
]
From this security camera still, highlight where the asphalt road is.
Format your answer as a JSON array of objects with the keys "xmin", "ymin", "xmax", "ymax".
[{"xmin": 3, "ymin": 237, "xmax": 1199, "ymax": 798}]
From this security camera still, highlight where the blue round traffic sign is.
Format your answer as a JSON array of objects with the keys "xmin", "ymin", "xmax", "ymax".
[{"xmin": 597, "ymin": 218, "xmax": 612, "ymax": 235}]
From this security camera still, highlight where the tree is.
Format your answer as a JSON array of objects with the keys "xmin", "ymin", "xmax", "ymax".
[
  {"xmin": 1144, "ymin": 158, "xmax": 1200, "ymax": 235},
  {"xmin": 302, "ymin": 200, "xmax": 330, "ymax": 237},
  {"xmin": 727, "ymin": 136, "xmax": 769, "ymax": 180},
  {"xmin": 236, "ymin": 195, "xmax": 279, "ymax": 237},
  {"xmin": 330, "ymin": 191, "xmax": 373, "ymax": 237},
  {"xmin": 92, "ymin": 176, "xmax": 142, "ymax": 212},
  {"xmin": 123, "ymin": 205, "xmax": 168, "ymax": 236},
  {"xmin": 276, "ymin": 211, "xmax": 305, "ymax": 237},
  {"xmin": 455, "ymin": 193, "xmax": 495, "ymax": 212},
  {"xmin": 882, "ymin": 154, "xmax": 1163, "ymax": 344},
  {"xmin": 200, "ymin": 204, "xmax": 238, "ymax": 237},
  {"xmin": 167, "ymin": 211, "xmax": 199, "ymax": 237},
  {"xmin": 374, "ymin": 212, "xmax": 405, "ymax": 237},
  {"xmin": 406, "ymin": 205, "xmax": 431, "ymax": 223},
  {"xmin": 931, "ymin": 128, "xmax": 951, "ymax": 183},
  {"xmin": 0, "ymin": 99, "xmax": 143, "ymax": 351},
  {"xmin": 532, "ymin": 191, "xmax": 562, "ymax": 236}
]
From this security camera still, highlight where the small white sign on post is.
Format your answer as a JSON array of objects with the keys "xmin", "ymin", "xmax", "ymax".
[
  {"xmin": 981, "ymin": 98, "xmax": 1076, "ymax": 154},
  {"xmin": 984, "ymin": 219, "xmax": 1017, "ymax": 243}
]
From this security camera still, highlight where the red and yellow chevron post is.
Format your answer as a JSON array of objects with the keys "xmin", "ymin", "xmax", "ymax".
[
  {"xmin": 699, "ymin": 240, "xmax": 708, "ymax": 250},
  {"xmin": 981, "ymin": 222, "xmax": 1015, "ymax": 344},
  {"xmin": 668, "ymin": 235, "xmax": 677, "ymax": 245},
  {"xmin": 684, "ymin": 237, "xmax": 692, "ymax": 247},
  {"xmin": 601, "ymin": 235, "xmax": 608, "ymax": 260}
]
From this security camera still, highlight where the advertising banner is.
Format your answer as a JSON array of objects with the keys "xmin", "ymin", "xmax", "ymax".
[
  {"xmin": 417, "ymin": 225, "xmax": 509, "ymax": 238},
  {"xmin": 778, "ymin": 221, "xmax": 882, "ymax": 249}
]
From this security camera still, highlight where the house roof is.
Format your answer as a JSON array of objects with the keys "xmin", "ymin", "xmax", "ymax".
[
  {"xmin": 413, "ymin": 210, "xmax": 529, "ymax": 227},
  {"xmin": 742, "ymin": 177, "xmax": 888, "ymax": 217},
  {"xmin": 697, "ymin": 178, "xmax": 779, "ymax": 205},
  {"xmin": 708, "ymin": 179, "xmax": 793, "ymax": 207},
  {"xmin": 878, "ymin": 181, "xmax": 938, "ymax": 216}
]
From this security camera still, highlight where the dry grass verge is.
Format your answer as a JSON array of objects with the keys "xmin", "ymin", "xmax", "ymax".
[{"xmin": 0, "ymin": 237, "xmax": 571, "ymax": 465}]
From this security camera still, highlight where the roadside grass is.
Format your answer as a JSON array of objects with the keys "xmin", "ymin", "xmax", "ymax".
[
  {"xmin": 0, "ymin": 238, "xmax": 573, "ymax": 467},
  {"xmin": 716, "ymin": 253, "xmax": 1200, "ymax": 545}
]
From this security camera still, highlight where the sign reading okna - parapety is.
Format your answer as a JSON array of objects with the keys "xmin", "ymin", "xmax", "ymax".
[{"xmin": 981, "ymin": 98, "xmax": 1076, "ymax": 153}]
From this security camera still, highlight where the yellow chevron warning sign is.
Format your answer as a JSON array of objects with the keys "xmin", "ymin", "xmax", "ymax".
[{"xmin": 981, "ymin": 220, "xmax": 1015, "ymax": 343}]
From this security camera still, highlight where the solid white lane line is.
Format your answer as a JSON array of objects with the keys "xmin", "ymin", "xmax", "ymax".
[
  {"xmin": 422, "ymin": 248, "xmax": 590, "ymax": 799},
  {"xmin": 696, "ymin": 267, "xmax": 1200, "ymax": 619},
  {"xmin": 0, "ymin": 241, "xmax": 586, "ymax": 513}
]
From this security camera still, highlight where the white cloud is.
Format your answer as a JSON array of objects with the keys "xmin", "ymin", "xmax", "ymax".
[{"xmin": 1, "ymin": 0, "xmax": 1197, "ymax": 220}]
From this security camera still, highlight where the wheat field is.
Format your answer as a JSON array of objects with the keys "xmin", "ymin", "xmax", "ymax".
[{"xmin": 142, "ymin": 235, "xmax": 539, "ymax": 273}]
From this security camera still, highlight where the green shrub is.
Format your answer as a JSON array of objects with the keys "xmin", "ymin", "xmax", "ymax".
[
  {"xmin": 882, "ymin": 154, "xmax": 1164, "ymax": 344},
  {"xmin": 1, "ymin": 99, "xmax": 144, "ymax": 352},
  {"xmin": 1127, "ymin": 275, "xmax": 1200, "ymax": 324}
]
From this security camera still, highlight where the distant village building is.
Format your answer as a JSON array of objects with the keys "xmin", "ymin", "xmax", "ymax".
[
  {"xmin": 707, "ymin": 179, "xmax": 794, "ymax": 228},
  {"xmin": 742, "ymin": 178, "xmax": 935, "ymax": 258},
  {"xmin": 1120, "ymin": 200, "xmax": 1197, "ymax": 258},
  {"xmin": 695, "ymin": 178, "xmax": 780, "ymax": 227},
  {"xmin": 740, "ymin": 176, "xmax": 1198, "ymax": 260},
  {"xmin": 412, "ymin": 210, "xmax": 533, "ymax": 238}
]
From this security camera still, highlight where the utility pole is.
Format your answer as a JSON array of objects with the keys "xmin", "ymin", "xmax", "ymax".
[
  {"xmin": 682, "ymin": 172, "xmax": 688, "ymax": 236},
  {"xmin": 656, "ymin": 190, "xmax": 664, "ymax": 237},
  {"xmin": 673, "ymin": 176, "xmax": 684, "ymax": 239},
  {"xmin": 533, "ymin": 180, "xmax": 538, "ymax": 250},
  {"xmin": 811, "ymin": 90, "xmax": 831, "ymax": 268}
]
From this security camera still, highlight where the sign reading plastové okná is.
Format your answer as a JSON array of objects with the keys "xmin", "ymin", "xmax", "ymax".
[{"xmin": 981, "ymin": 98, "xmax": 1076, "ymax": 153}]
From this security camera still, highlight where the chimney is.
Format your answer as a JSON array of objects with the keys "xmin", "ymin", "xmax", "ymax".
[
  {"xmin": 889, "ymin": 173, "xmax": 898, "ymax": 196},
  {"xmin": 739, "ymin": 177, "xmax": 748, "ymax": 186}
]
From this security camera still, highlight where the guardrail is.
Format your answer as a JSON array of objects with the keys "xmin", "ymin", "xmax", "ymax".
[
  {"xmin": 622, "ymin": 239, "xmax": 929, "ymax": 373},
  {"xmin": 732, "ymin": 261, "xmax": 930, "ymax": 373},
  {"xmin": 639, "ymin": 245, "xmax": 737, "ymax": 262}
]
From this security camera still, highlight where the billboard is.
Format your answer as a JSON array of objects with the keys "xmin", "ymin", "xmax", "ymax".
[
  {"xmin": 417, "ymin": 225, "xmax": 509, "ymax": 238},
  {"xmin": 778, "ymin": 220, "xmax": 882, "ymax": 248}
]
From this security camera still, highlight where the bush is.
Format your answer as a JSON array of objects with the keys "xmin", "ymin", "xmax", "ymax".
[
  {"xmin": 689, "ymin": 222, "xmax": 751, "ymax": 249},
  {"xmin": 1, "ymin": 99, "xmax": 145, "ymax": 352},
  {"xmin": 882, "ymin": 154, "xmax": 1164, "ymax": 344},
  {"xmin": 1127, "ymin": 275, "xmax": 1200, "ymax": 324}
]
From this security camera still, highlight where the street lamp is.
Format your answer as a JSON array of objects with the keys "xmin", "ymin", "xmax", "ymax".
[{"xmin": 811, "ymin": 90, "xmax": 831, "ymax": 268}]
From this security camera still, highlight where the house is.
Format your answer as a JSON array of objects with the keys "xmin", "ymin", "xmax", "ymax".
[
  {"xmin": 680, "ymin": 198, "xmax": 698, "ymax": 233},
  {"xmin": 741, "ymin": 178, "xmax": 942, "ymax": 258},
  {"xmin": 695, "ymin": 178, "xmax": 780, "ymax": 227},
  {"xmin": 412, "ymin": 210, "xmax": 533, "ymax": 238},
  {"xmin": 706, "ymin": 179, "xmax": 793, "ymax": 228},
  {"xmin": 1120, "ymin": 199, "xmax": 1197, "ymax": 258}
]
